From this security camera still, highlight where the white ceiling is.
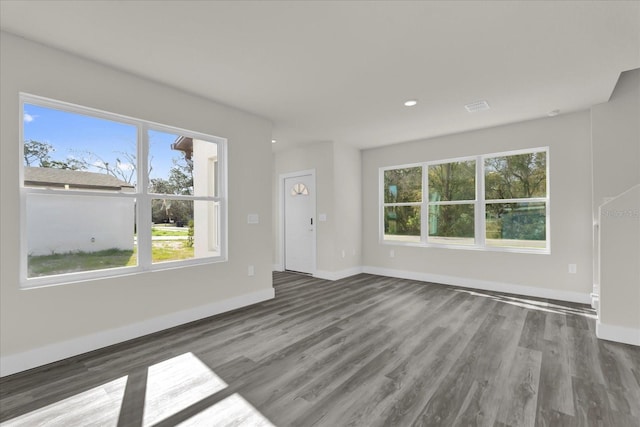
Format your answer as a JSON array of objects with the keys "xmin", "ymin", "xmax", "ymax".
[{"xmin": 1, "ymin": 1, "xmax": 639, "ymax": 151}]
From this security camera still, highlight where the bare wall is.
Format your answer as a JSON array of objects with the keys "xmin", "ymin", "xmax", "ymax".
[
  {"xmin": 273, "ymin": 142, "xmax": 335, "ymax": 272},
  {"xmin": 332, "ymin": 143, "xmax": 362, "ymax": 272},
  {"xmin": 591, "ymin": 69, "xmax": 640, "ymax": 213},
  {"xmin": 591, "ymin": 68, "xmax": 640, "ymax": 342},
  {"xmin": 272, "ymin": 141, "xmax": 362, "ymax": 277},
  {"xmin": 362, "ymin": 111, "xmax": 593, "ymax": 300},
  {"xmin": 0, "ymin": 32, "xmax": 273, "ymax": 373}
]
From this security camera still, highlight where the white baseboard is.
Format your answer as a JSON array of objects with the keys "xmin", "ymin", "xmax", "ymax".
[
  {"xmin": 362, "ymin": 266, "xmax": 591, "ymax": 304},
  {"xmin": 0, "ymin": 288, "xmax": 275, "ymax": 377},
  {"xmin": 314, "ymin": 266, "xmax": 364, "ymax": 281},
  {"xmin": 596, "ymin": 321, "xmax": 640, "ymax": 346},
  {"xmin": 272, "ymin": 263, "xmax": 283, "ymax": 271}
]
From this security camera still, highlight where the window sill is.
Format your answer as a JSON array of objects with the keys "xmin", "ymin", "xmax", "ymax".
[
  {"xmin": 379, "ymin": 239, "xmax": 550, "ymax": 255},
  {"xmin": 21, "ymin": 256, "xmax": 228, "ymax": 290}
]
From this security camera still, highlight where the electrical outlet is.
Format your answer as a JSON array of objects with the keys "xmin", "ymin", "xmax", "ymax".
[
  {"xmin": 568, "ymin": 264, "xmax": 577, "ymax": 274},
  {"xmin": 390, "ymin": 249, "xmax": 395, "ymax": 258},
  {"xmin": 248, "ymin": 265, "xmax": 255, "ymax": 276}
]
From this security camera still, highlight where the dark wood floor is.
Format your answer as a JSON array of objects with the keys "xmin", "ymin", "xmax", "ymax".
[{"xmin": 1, "ymin": 272, "xmax": 639, "ymax": 426}]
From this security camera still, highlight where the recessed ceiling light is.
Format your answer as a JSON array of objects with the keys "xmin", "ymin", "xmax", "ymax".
[
  {"xmin": 465, "ymin": 100, "xmax": 490, "ymax": 113},
  {"xmin": 547, "ymin": 109, "xmax": 560, "ymax": 117},
  {"xmin": 271, "ymin": 139, "xmax": 277, "ymax": 144},
  {"xmin": 404, "ymin": 99, "xmax": 418, "ymax": 107}
]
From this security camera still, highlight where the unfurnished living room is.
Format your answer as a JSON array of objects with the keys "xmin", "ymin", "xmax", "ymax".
[{"xmin": 0, "ymin": 1, "xmax": 639, "ymax": 426}]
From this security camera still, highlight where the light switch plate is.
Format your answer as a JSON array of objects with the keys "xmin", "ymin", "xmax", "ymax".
[
  {"xmin": 247, "ymin": 214, "xmax": 259, "ymax": 224},
  {"xmin": 319, "ymin": 213, "xmax": 327, "ymax": 222}
]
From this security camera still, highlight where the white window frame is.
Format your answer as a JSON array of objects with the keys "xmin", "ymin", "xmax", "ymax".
[
  {"xmin": 19, "ymin": 93, "xmax": 228, "ymax": 288},
  {"xmin": 380, "ymin": 162, "xmax": 423, "ymax": 244},
  {"xmin": 379, "ymin": 147, "xmax": 550, "ymax": 254},
  {"xmin": 425, "ymin": 156, "xmax": 478, "ymax": 246}
]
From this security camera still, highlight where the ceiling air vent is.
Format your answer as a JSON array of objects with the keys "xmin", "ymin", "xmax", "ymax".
[{"xmin": 464, "ymin": 100, "xmax": 490, "ymax": 113}]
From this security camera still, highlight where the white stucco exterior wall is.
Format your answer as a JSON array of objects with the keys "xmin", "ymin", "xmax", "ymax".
[
  {"xmin": 192, "ymin": 138, "xmax": 220, "ymax": 257},
  {"xmin": 27, "ymin": 194, "xmax": 134, "ymax": 256}
]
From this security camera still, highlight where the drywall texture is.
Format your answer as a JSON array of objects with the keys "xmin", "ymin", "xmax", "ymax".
[
  {"xmin": 273, "ymin": 142, "xmax": 334, "ymax": 272},
  {"xmin": 362, "ymin": 111, "xmax": 593, "ymax": 297},
  {"xmin": 599, "ymin": 186, "xmax": 640, "ymax": 336},
  {"xmin": 332, "ymin": 143, "xmax": 362, "ymax": 271},
  {"xmin": 0, "ymin": 33, "xmax": 273, "ymax": 362},
  {"xmin": 592, "ymin": 68, "xmax": 640, "ymax": 338},
  {"xmin": 591, "ymin": 69, "xmax": 640, "ymax": 213},
  {"xmin": 273, "ymin": 141, "xmax": 362, "ymax": 275}
]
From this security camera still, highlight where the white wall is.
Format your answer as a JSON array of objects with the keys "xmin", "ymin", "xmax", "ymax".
[
  {"xmin": 0, "ymin": 32, "xmax": 273, "ymax": 375},
  {"xmin": 598, "ymin": 186, "xmax": 640, "ymax": 345},
  {"xmin": 591, "ymin": 68, "xmax": 640, "ymax": 345},
  {"xmin": 332, "ymin": 143, "xmax": 362, "ymax": 274},
  {"xmin": 591, "ymin": 69, "xmax": 640, "ymax": 213},
  {"xmin": 27, "ymin": 194, "xmax": 134, "ymax": 256},
  {"xmin": 272, "ymin": 141, "xmax": 363, "ymax": 279},
  {"xmin": 273, "ymin": 142, "xmax": 335, "ymax": 273},
  {"xmin": 362, "ymin": 111, "xmax": 594, "ymax": 302}
]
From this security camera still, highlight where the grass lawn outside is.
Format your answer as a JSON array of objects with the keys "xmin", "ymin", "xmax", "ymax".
[
  {"xmin": 151, "ymin": 227, "xmax": 188, "ymax": 237},
  {"xmin": 151, "ymin": 241, "xmax": 194, "ymax": 262},
  {"xmin": 28, "ymin": 242, "xmax": 194, "ymax": 278}
]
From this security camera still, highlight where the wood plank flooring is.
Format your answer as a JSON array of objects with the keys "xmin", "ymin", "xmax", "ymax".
[{"xmin": 1, "ymin": 272, "xmax": 639, "ymax": 426}]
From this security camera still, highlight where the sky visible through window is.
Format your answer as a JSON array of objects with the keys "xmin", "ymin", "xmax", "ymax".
[{"xmin": 23, "ymin": 104, "xmax": 178, "ymax": 184}]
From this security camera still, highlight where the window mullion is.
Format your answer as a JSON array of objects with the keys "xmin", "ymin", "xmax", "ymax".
[
  {"xmin": 485, "ymin": 197, "xmax": 548, "ymax": 204},
  {"xmin": 476, "ymin": 155, "xmax": 486, "ymax": 247},
  {"xmin": 383, "ymin": 202, "xmax": 422, "ymax": 207},
  {"xmin": 379, "ymin": 169, "xmax": 384, "ymax": 242},
  {"xmin": 422, "ymin": 164, "xmax": 428, "ymax": 244},
  {"xmin": 137, "ymin": 124, "xmax": 152, "ymax": 270},
  {"xmin": 429, "ymin": 199, "xmax": 477, "ymax": 205}
]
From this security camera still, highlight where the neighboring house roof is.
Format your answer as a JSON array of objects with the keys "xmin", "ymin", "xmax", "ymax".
[
  {"xmin": 24, "ymin": 167, "xmax": 135, "ymax": 191},
  {"xmin": 172, "ymin": 136, "xmax": 193, "ymax": 159}
]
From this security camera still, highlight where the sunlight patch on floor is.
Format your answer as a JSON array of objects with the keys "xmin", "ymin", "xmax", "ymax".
[
  {"xmin": 1, "ymin": 376, "xmax": 127, "ymax": 427},
  {"xmin": 143, "ymin": 352, "xmax": 228, "ymax": 426},
  {"xmin": 454, "ymin": 288, "xmax": 597, "ymax": 319}
]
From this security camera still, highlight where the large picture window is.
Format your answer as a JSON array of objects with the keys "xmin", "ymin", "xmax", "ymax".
[
  {"xmin": 381, "ymin": 148, "xmax": 548, "ymax": 253},
  {"xmin": 20, "ymin": 94, "xmax": 227, "ymax": 287}
]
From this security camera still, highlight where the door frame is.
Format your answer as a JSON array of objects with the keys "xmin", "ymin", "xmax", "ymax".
[{"xmin": 279, "ymin": 169, "xmax": 316, "ymax": 275}]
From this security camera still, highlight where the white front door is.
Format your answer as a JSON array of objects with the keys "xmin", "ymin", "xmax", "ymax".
[{"xmin": 284, "ymin": 173, "xmax": 315, "ymax": 274}]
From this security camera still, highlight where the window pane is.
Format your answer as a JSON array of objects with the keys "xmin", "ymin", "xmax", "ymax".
[
  {"xmin": 485, "ymin": 151, "xmax": 546, "ymax": 199},
  {"xmin": 428, "ymin": 161, "xmax": 475, "ymax": 201},
  {"xmin": 486, "ymin": 202, "xmax": 546, "ymax": 249},
  {"xmin": 383, "ymin": 167, "xmax": 422, "ymax": 203},
  {"xmin": 149, "ymin": 130, "xmax": 218, "ymax": 198},
  {"xmin": 23, "ymin": 103, "xmax": 137, "ymax": 191},
  {"xmin": 384, "ymin": 206, "xmax": 421, "ymax": 242},
  {"xmin": 428, "ymin": 204, "xmax": 475, "ymax": 245},
  {"xmin": 151, "ymin": 199, "xmax": 220, "ymax": 263},
  {"xmin": 26, "ymin": 193, "xmax": 136, "ymax": 278}
]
